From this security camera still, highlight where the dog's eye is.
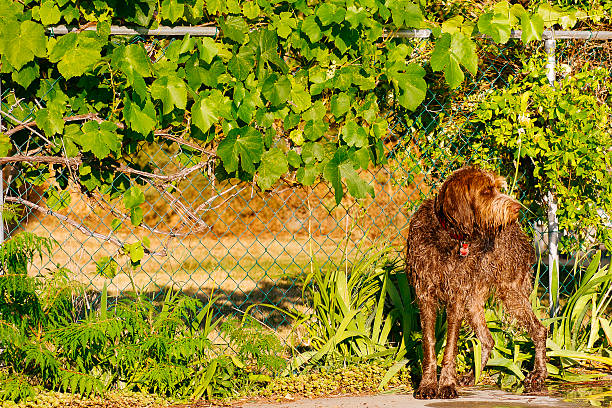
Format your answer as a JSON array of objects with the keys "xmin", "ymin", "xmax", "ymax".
[{"xmin": 481, "ymin": 187, "xmax": 493, "ymax": 196}]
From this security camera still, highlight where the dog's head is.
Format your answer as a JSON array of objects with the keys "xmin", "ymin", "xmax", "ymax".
[{"xmin": 434, "ymin": 167, "xmax": 521, "ymax": 237}]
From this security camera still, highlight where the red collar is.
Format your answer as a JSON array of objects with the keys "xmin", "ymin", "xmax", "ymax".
[{"xmin": 435, "ymin": 211, "xmax": 470, "ymax": 257}]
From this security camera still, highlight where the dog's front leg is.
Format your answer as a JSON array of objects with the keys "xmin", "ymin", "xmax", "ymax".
[
  {"xmin": 437, "ymin": 301, "xmax": 463, "ymax": 399},
  {"xmin": 414, "ymin": 296, "xmax": 438, "ymax": 399}
]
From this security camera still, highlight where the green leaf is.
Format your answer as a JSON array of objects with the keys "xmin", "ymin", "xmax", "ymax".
[
  {"xmin": 221, "ymin": 15, "xmax": 248, "ymax": 43},
  {"xmin": 35, "ymin": 108, "xmax": 64, "ymax": 136},
  {"xmin": 520, "ymin": 13, "xmax": 544, "ymax": 44},
  {"xmin": 47, "ymin": 188, "xmax": 71, "ymax": 210},
  {"xmin": 228, "ymin": 47, "xmax": 256, "ymax": 81},
  {"xmin": 317, "ymin": 3, "xmax": 345, "ymax": 25},
  {"xmin": 205, "ymin": 0, "xmax": 226, "ymax": 15},
  {"xmin": 198, "ymin": 37, "xmax": 218, "ymax": 64},
  {"xmin": 430, "ymin": 33, "xmax": 477, "ymax": 88},
  {"xmin": 342, "ymin": 122, "xmax": 368, "ymax": 148},
  {"xmin": 96, "ymin": 257, "xmax": 118, "ymax": 279},
  {"xmin": 450, "ymin": 32, "xmax": 478, "ymax": 75},
  {"xmin": 250, "ymin": 29, "xmax": 288, "ymax": 75},
  {"xmin": 192, "ymin": 94, "xmax": 219, "ymax": 134},
  {"xmin": 303, "ymin": 120, "xmax": 328, "ymax": 141},
  {"xmin": 12, "ymin": 63, "xmax": 39, "ymax": 88},
  {"xmin": 124, "ymin": 98, "xmax": 157, "ymax": 135},
  {"xmin": 262, "ymin": 74, "xmax": 291, "ymax": 106},
  {"xmin": 0, "ymin": 20, "xmax": 46, "ymax": 70},
  {"xmin": 290, "ymin": 87, "xmax": 311, "ymax": 113},
  {"xmin": 340, "ymin": 161, "xmax": 374, "ymax": 199},
  {"xmin": 536, "ymin": 4, "xmax": 564, "ymax": 28},
  {"xmin": 478, "ymin": 12, "xmax": 511, "ymax": 44},
  {"xmin": 274, "ymin": 12, "xmax": 297, "ymax": 38},
  {"xmin": 124, "ymin": 186, "xmax": 145, "ymax": 209},
  {"xmin": 323, "ymin": 153, "xmax": 343, "ymax": 205},
  {"xmin": 385, "ymin": 0, "xmax": 423, "ymax": 28},
  {"xmin": 77, "ymin": 121, "xmax": 121, "ymax": 159},
  {"xmin": 287, "ymin": 150, "xmax": 302, "ymax": 168},
  {"xmin": 392, "ymin": 64, "xmax": 427, "ymax": 110},
  {"xmin": 331, "ymin": 93, "xmax": 351, "ymax": 118},
  {"xmin": 258, "ymin": 148, "xmax": 289, "ymax": 190},
  {"xmin": 161, "ymin": 0, "xmax": 184, "ymax": 23},
  {"xmin": 297, "ymin": 165, "xmax": 319, "ymax": 185},
  {"xmin": 39, "ymin": 1, "xmax": 61, "ymax": 25},
  {"xmin": 112, "ymin": 44, "xmax": 153, "ymax": 84},
  {"xmin": 0, "ymin": 133, "xmax": 11, "ymax": 156},
  {"xmin": 130, "ymin": 207, "xmax": 144, "ymax": 226},
  {"xmin": 127, "ymin": 242, "xmax": 145, "ymax": 263},
  {"xmin": 111, "ymin": 219, "xmax": 122, "ymax": 232},
  {"xmin": 217, "ymin": 127, "xmax": 264, "ymax": 174},
  {"xmin": 301, "ymin": 16, "xmax": 322, "ymax": 42},
  {"xmin": 150, "ymin": 75, "xmax": 187, "ymax": 114}
]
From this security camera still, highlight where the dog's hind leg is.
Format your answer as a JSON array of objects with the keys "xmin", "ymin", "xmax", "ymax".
[
  {"xmin": 499, "ymin": 291, "xmax": 548, "ymax": 393},
  {"xmin": 459, "ymin": 301, "xmax": 495, "ymax": 386},
  {"xmin": 414, "ymin": 295, "xmax": 438, "ymax": 399},
  {"xmin": 437, "ymin": 300, "xmax": 463, "ymax": 399}
]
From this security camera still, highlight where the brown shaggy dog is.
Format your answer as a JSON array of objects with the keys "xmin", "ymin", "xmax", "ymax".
[{"xmin": 406, "ymin": 167, "xmax": 547, "ymax": 399}]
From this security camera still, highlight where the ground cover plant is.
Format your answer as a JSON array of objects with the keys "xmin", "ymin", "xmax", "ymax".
[{"xmin": 0, "ymin": 232, "xmax": 286, "ymax": 403}]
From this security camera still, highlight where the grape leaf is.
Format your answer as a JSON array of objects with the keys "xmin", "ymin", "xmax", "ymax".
[
  {"xmin": 262, "ymin": 74, "xmax": 291, "ymax": 106},
  {"xmin": 0, "ymin": 133, "xmax": 12, "ymax": 157},
  {"xmin": 124, "ymin": 98, "xmax": 157, "ymax": 135},
  {"xmin": 150, "ymin": 75, "xmax": 187, "ymax": 114},
  {"xmin": 12, "ymin": 62, "xmax": 39, "ymax": 88},
  {"xmin": 220, "ymin": 15, "xmax": 248, "ymax": 43},
  {"xmin": 342, "ymin": 122, "xmax": 368, "ymax": 148},
  {"xmin": 520, "ymin": 13, "xmax": 544, "ymax": 44},
  {"xmin": 390, "ymin": 63, "xmax": 427, "ymax": 110},
  {"xmin": 192, "ymin": 94, "xmax": 219, "ymax": 134},
  {"xmin": 228, "ymin": 47, "xmax": 256, "ymax": 81},
  {"xmin": 331, "ymin": 93, "xmax": 351, "ymax": 118},
  {"xmin": 124, "ymin": 185, "xmax": 145, "ymax": 209},
  {"xmin": 198, "ymin": 37, "xmax": 218, "ymax": 64},
  {"xmin": 75, "ymin": 121, "xmax": 121, "ymax": 159},
  {"xmin": 111, "ymin": 43, "xmax": 153, "ymax": 84},
  {"xmin": 258, "ymin": 148, "xmax": 288, "ymax": 190},
  {"xmin": 35, "ymin": 108, "xmax": 64, "ymax": 136},
  {"xmin": 430, "ymin": 32, "xmax": 477, "ymax": 89},
  {"xmin": 55, "ymin": 33, "xmax": 104, "ymax": 79},
  {"xmin": 0, "ymin": 20, "xmax": 46, "ymax": 70},
  {"xmin": 217, "ymin": 126, "xmax": 264, "ymax": 174},
  {"xmin": 161, "ymin": 0, "xmax": 184, "ymax": 23},
  {"xmin": 477, "ymin": 12, "xmax": 511, "ymax": 44},
  {"xmin": 39, "ymin": 1, "xmax": 61, "ymax": 25},
  {"xmin": 385, "ymin": 0, "xmax": 423, "ymax": 28},
  {"xmin": 301, "ymin": 15, "xmax": 322, "ymax": 42}
]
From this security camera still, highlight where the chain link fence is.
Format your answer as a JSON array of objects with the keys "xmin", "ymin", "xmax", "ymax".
[{"xmin": 1, "ymin": 29, "xmax": 611, "ymax": 331}]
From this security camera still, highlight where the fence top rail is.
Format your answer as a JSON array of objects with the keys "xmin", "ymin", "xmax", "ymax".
[{"xmin": 46, "ymin": 24, "xmax": 612, "ymax": 41}]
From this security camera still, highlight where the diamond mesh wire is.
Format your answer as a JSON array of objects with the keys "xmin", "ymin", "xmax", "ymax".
[{"xmin": 1, "ymin": 34, "xmax": 610, "ymax": 332}]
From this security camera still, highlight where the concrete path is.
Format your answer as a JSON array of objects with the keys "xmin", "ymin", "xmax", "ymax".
[{"xmin": 239, "ymin": 388, "xmax": 584, "ymax": 408}]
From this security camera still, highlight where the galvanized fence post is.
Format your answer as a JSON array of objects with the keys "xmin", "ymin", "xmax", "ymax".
[{"xmin": 544, "ymin": 38, "xmax": 559, "ymax": 317}]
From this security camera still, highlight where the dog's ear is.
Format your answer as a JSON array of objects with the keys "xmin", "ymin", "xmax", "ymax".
[{"xmin": 436, "ymin": 177, "xmax": 474, "ymax": 236}]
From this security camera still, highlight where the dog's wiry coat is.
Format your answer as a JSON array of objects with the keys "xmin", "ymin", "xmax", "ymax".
[{"xmin": 406, "ymin": 167, "xmax": 547, "ymax": 399}]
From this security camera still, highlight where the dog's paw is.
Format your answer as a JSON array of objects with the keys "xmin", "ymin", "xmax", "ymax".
[
  {"xmin": 524, "ymin": 370, "xmax": 547, "ymax": 394},
  {"xmin": 437, "ymin": 384, "xmax": 459, "ymax": 399},
  {"xmin": 457, "ymin": 371, "xmax": 475, "ymax": 386},
  {"xmin": 414, "ymin": 382, "xmax": 438, "ymax": 399}
]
